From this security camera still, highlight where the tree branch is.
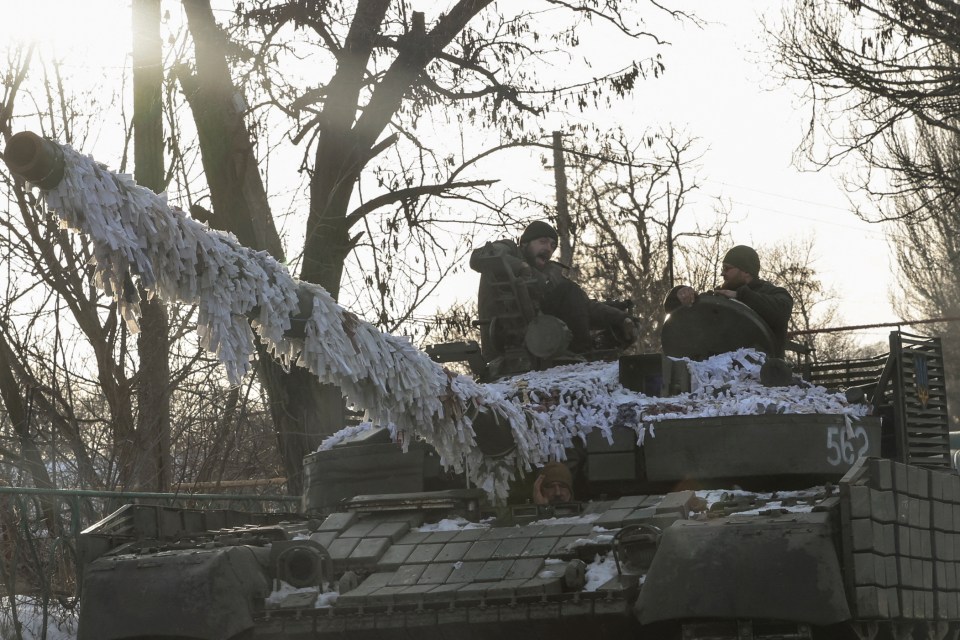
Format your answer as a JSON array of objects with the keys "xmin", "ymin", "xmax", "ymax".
[{"xmin": 346, "ymin": 178, "xmax": 496, "ymax": 227}]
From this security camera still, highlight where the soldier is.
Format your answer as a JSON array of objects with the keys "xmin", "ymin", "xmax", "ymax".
[
  {"xmin": 664, "ymin": 245, "xmax": 794, "ymax": 356},
  {"xmin": 470, "ymin": 220, "xmax": 637, "ymax": 361},
  {"xmin": 532, "ymin": 461, "xmax": 574, "ymax": 505}
]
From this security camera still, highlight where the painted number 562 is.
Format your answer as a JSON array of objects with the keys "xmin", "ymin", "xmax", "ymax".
[{"xmin": 826, "ymin": 425, "xmax": 870, "ymax": 466}]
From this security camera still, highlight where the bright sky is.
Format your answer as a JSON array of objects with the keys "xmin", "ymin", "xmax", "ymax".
[
  {"xmin": 0, "ymin": 1, "xmax": 127, "ymax": 49},
  {"xmin": 0, "ymin": 0, "xmax": 902, "ymax": 347},
  {"xmin": 622, "ymin": 2, "xmax": 899, "ymax": 341}
]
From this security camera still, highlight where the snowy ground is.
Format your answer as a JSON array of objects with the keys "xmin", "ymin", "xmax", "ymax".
[{"xmin": 0, "ymin": 599, "xmax": 77, "ymax": 640}]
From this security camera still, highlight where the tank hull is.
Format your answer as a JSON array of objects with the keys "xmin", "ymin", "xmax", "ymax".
[{"xmin": 78, "ymin": 459, "xmax": 960, "ymax": 640}]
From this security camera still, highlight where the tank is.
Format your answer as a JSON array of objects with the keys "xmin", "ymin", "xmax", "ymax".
[
  {"xmin": 5, "ymin": 132, "xmax": 957, "ymax": 639},
  {"xmin": 72, "ymin": 320, "xmax": 956, "ymax": 640}
]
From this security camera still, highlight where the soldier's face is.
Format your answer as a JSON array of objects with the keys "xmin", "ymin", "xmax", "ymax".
[
  {"xmin": 542, "ymin": 481, "xmax": 572, "ymax": 504},
  {"xmin": 523, "ymin": 237, "xmax": 557, "ymax": 269},
  {"xmin": 721, "ymin": 263, "xmax": 752, "ymax": 289}
]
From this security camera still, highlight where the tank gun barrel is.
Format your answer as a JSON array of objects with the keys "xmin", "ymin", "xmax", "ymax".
[
  {"xmin": 1, "ymin": 132, "xmax": 522, "ymax": 493},
  {"xmin": 2, "ymin": 131, "xmax": 66, "ymax": 190}
]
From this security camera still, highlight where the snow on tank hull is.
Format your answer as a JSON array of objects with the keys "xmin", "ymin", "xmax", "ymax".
[
  {"xmin": 241, "ymin": 487, "xmax": 806, "ymax": 640},
  {"xmin": 638, "ymin": 457, "xmax": 960, "ymax": 639},
  {"xmin": 244, "ymin": 417, "xmax": 861, "ymax": 640}
]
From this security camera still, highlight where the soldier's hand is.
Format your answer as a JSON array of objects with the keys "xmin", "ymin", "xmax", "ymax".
[
  {"xmin": 713, "ymin": 288, "xmax": 737, "ymax": 299},
  {"xmin": 506, "ymin": 255, "xmax": 533, "ymax": 279},
  {"xmin": 532, "ymin": 474, "xmax": 549, "ymax": 505}
]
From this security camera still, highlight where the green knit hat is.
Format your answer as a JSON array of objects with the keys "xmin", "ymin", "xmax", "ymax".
[
  {"xmin": 520, "ymin": 220, "xmax": 558, "ymax": 245},
  {"xmin": 722, "ymin": 245, "xmax": 761, "ymax": 277}
]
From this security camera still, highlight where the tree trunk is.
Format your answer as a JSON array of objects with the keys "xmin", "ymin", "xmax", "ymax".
[
  {"xmin": 179, "ymin": 0, "xmax": 285, "ymax": 258},
  {"xmin": 179, "ymin": 0, "xmax": 342, "ymax": 494},
  {"xmin": 132, "ymin": 0, "xmax": 171, "ymax": 491},
  {"xmin": 254, "ymin": 350, "xmax": 345, "ymax": 495},
  {"xmin": 300, "ymin": 1, "xmax": 495, "ymax": 292},
  {"xmin": 302, "ymin": 136, "xmax": 357, "ymax": 295},
  {"xmin": 0, "ymin": 335, "xmax": 56, "ymax": 530},
  {"xmin": 180, "ymin": 0, "xmax": 495, "ymax": 490}
]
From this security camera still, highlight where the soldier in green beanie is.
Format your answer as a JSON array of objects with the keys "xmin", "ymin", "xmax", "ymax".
[{"xmin": 663, "ymin": 245, "xmax": 793, "ymax": 356}]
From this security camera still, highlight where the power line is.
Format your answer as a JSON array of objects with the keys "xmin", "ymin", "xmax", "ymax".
[
  {"xmin": 790, "ymin": 316, "xmax": 960, "ymax": 337},
  {"xmin": 707, "ymin": 178, "xmax": 858, "ymax": 214},
  {"xmin": 723, "ymin": 197, "xmax": 893, "ymax": 238},
  {"xmin": 700, "ymin": 179, "xmax": 910, "ymax": 241}
]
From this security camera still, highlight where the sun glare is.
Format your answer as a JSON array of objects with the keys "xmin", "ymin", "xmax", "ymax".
[{"xmin": 0, "ymin": 0, "xmax": 133, "ymax": 68}]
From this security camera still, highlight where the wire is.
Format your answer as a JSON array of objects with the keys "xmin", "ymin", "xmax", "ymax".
[{"xmin": 789, "ymin": 316, "xmax": 960, "ymax": 337}]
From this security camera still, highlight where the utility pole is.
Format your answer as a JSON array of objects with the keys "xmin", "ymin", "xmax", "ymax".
[
  {"xmin": 666, "ymin": 188, "xmax": 675, "ymax": 288},
  {"xmin": 552, "ymin": 131, "xmax": 574, "ymax": 267}
]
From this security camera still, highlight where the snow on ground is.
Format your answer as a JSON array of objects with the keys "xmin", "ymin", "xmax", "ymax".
[{"xmin": 0, "ymin": 600, "xmax": 77, "ymax": 640}]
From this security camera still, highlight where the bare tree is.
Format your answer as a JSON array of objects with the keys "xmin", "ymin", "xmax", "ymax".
[
  {"xmin": 0, "ymin": 37, "xmax": 287, "ymax": 497},
  {"xmin": 132, "ymin": 0, "xmax": 172, "ymax": 491},
  {"xmin": 562, "ymin": 127, "xmax": 725, "ymax": 351},
  {"xmin": 771, "ymin": 1, "xmax": 960, "ymax": 419},
  {"xmin": 0, "ymin": 48, "xmax": 130, "ymax": 493},
  {"xmin": 761, "ymin": 237, "xmax": 870, "ymax": 362},
  {"xmin": 885, "ymin": 123, "xmax": 960, "ymax": 424},
  {"xmin": 772, "ymin": 0, "xmax": 960, "ymax": 180}
]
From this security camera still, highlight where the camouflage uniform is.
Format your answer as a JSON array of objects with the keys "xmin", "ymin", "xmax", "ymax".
[{"xmin": 470, "ymin": 239, "xmax": 629, "ymax": 360}]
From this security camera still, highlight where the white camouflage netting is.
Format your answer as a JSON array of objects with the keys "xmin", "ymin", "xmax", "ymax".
[
  {"xmin": 36, "ymin": 143, "xmax": 871, "ymax": 501},
  {"xmin": 327, "ymin": 348, "xmax": 870, "ymax": 463},
  {"xmin": 39, "ymin": 144, "xmax": 538, "ymax": 499}
]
